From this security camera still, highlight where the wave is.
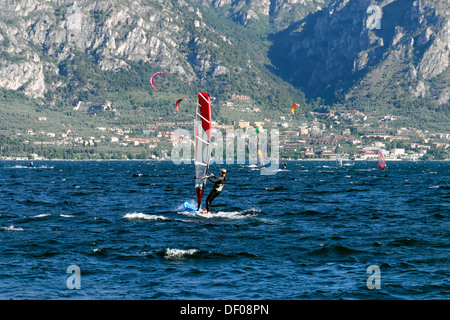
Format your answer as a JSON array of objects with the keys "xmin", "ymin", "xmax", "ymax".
[
  {"xmin": 163, "ymin": 248, "xmax": 199, "ymax": 259},
  {"xmin": 123, "ymin": 212, "xmax": 169, "ymax": 221},
  {"xmin": 264, "ymin": 186, "xmax": 288, "ymax": 191},
  {"xmin": 177, "ymin": 208, "xmax": 261, "ymax": 220},
  {"xmin": 387, "ymin": 238, "xmax": 421, "ymax": 247},
  {"xmin": 7, "ymin": 165, "xmax": 54, "ymax": 169},
  {"xmin": 34, "ymin": 213, "xmax": 52, "ymax": 218},
  {"xmin": 308, "ymin": 244, "xmax": 363, "ymax": 257},
  {"xmin": 132, "ymin": 173, "xmax": 149, "ymax": 177},
  {"xmin": 155, "ymin": 248, "xmax": 258, "ymax": 260},
  {"xmin": 290, "ymin": 209, "xmax": 323, "ymax": 216},
  {"xmin": 20, "ymin": 199, "xmax": 54, "ymax": 206},
  {"xmin": 208, "ymin": 209, "xmax": 260, "ymax": 220},
  {"xmin": 1, "ymin": 225, "xmax": 24, "ymax": 231}
]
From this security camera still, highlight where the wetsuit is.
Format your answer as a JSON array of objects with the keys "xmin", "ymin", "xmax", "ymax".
[{"xmin": 205, "ymin": 175, "xmax": 227, "ymax": 212}]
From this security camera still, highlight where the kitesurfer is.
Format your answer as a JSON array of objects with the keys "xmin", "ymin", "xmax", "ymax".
[{"xmin": 204, "ymin": 169, "xmax": 227, "ymax": 214}]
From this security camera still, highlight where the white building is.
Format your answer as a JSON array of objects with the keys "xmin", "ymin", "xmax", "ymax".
[{"xmin": 391, "ymin": 148, "xmax": 405, "ymax": 156}]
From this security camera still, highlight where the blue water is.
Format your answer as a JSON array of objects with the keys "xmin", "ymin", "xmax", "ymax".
[{"xmin": 0, "ymin": 160, "xmax": 448, "ymax": 299}]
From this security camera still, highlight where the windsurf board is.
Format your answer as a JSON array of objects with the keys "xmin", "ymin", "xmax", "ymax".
[{"xmin": 183, "ymin": 202, "xmax": 211, "ymax": 218}]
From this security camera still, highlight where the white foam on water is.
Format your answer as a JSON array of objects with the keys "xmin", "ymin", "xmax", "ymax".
[
  {"xmin": 164, "ymin": 248, "xmax": 199, "ymax": 259},
  {"xmin": 123, "ymin": 212, "xmax": 169, "ymax": 221},
  {"xmin": 210, "ymin": 210, "xmax": 257, "ymax": 220},
  {"xmin": 178, "ymin": 207, "xmax": 261, "ymax": 220},
  {"xmin": 1, "ymin": 225, "xmax": 24, "ymax": 231},
  {"xmin": 34, "ymin": 213, "xmax": 51, "ymax": 218}
]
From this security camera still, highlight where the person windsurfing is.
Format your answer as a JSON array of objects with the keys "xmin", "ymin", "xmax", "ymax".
[{"xmin": 203, "ymin": 168, "xmax": 227, "ymax": 214}]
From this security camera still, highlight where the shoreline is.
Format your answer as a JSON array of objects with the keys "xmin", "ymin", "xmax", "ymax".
[{"xmin": 1, "ymin": 158, "xmax": 448, "ymax": 162}]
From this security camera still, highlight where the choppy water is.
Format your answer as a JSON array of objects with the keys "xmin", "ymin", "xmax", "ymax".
[{"xmin": 0, "ymin": 160, "xmax": 448, "ymax": 300}]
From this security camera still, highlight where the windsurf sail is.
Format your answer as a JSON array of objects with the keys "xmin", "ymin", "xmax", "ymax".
[
  {"xmin": 257, "ymin": 149, "xmax": 265, "ymax": 168},
  {"xmin": 194, "ymin": 92, "xmax": 212, "ymax": 209},
  {"xmin": 336, "ymin": 153, "xmax": 343, "ymax": 167},
  {"xmin": 256, "ymin": 126, "xmax": 265, "ymax": 168},
  {"xmin": 377, "ymin": 150, "xmax": 386, "ymax": 170}
]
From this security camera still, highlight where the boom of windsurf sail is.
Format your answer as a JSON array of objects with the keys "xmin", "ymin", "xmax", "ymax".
[
  {"xmin": 377, "ymin": 150, "xmax": 386, "ymax": 170},
  {"xmin": 194, "ymin": 92, "xmax": 212, "ymax": 206}
]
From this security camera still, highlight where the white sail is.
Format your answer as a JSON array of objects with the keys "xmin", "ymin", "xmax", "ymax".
[{"xmin": 336, "ymin": 153, "xmax": 343, "ymax": 167}]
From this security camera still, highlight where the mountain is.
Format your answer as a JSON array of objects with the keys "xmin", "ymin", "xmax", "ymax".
[
  {"xmin": 0, "ymin": 0, "xmax": 448, "ymax": 132},
  {"xmin": 269, "ymin": 0, "xmax": 450, "ymax": 109},
  {"xmin": 0, "ymin": 0, "xmax": 313, "ymax": 110}
]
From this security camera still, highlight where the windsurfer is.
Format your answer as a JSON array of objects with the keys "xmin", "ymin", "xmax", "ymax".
[{"xmin": 204, "ymin": 169, "xmax": 227, "ymax": 214}]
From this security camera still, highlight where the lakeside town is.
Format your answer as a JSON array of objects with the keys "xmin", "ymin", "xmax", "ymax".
[{"xmin": 1, "ymin": 97, "xmax": 449, "ymax": 161}]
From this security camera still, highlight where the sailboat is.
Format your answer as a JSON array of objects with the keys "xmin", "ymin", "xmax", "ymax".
[
  {"xmin": 377, "ymin": 150, "xmax": 386, "ymax": 170},
  {"xmin": 183, "ymin": 92, "xmax": 212, "ymax": 214}
]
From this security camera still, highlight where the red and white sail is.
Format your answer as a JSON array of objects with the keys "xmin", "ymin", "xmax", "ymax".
[
  {"xmin": 194, "ymin": 92, "xmax": 212, "ymax": 206},
  {"xmin": 377, "ymin": 150, "xmax": 386, "ymax": 170}
]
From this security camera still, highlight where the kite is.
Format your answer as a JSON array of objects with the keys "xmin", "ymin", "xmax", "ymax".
[
  {"xmin": 176, "ymin": 98, "xmax": 185, "ymax": 112},
  {"xmin": 151, "ymin": 72, "xmax": 168, "ymax": 91},
  {"xmin": 291, "ymin": 103, "xmax": 300, "ymax": 115}
]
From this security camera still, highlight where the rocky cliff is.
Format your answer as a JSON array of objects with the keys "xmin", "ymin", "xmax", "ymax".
[
  {"xmin": 269, "ymin": 0, "xmax": 450, "ymax": 105},
  {"xmin": 0, "ymin": 0, "xmax": 201, "ymax": 99},
  {"xmin": 0, "ymin": 0, "xmax": 315, "ymax": 106},
  {"xmin": 207, "ymin": 0, "xmax": 328, "ymax": 27},
  {"xmin": 0, "ymin": 0, "xmax": 448, "ymax": 110}
]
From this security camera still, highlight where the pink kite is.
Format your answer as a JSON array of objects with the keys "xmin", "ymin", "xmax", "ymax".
[{"xmin": 151, "ymin": 72, "xmax": 168, "ymax": 91}]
